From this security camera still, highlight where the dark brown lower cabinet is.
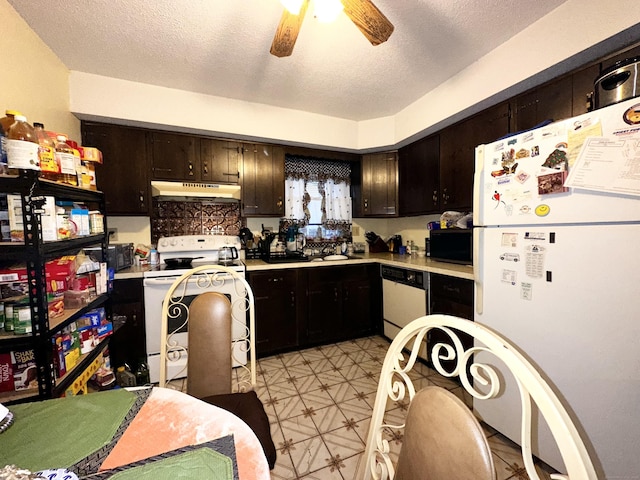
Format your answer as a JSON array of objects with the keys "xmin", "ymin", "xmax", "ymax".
[
  {"xmin": 249, "ymin": 269, "xmax": 300, "ymax": 357},
  {"xmin": 304, "ymin": 264, "xmax": 381, "ymax": 345},
  {"xmin": 109, "ymin": 279, "xmax": 147, "ymax": 372},
  {"xmin": 428, "ymin": 273, "xmax": 474, "ymax": 375},
  {"xmin": 249, "ymin": 265, "xmax": 381, "ymax": 356}
]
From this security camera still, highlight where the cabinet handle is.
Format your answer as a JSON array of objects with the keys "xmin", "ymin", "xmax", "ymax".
[
  {"xmin": 244, "ymin": 204, "xmax": 258, "ymax": 209},
  {"xmin": 223, "ymin": 172, "xmax": 240, "ymax": 178},
  {"xmin": 334, "ymin": 287, "xmax": 339, "ymax": 302},
  {"xmin": 290, "ymin": 291, "xmax": 295, "ymax": 307},
  {"xmin": 364, "ymin": 199, "xmax": 369, "ymax": 210},
  {"xmin": 268, "ymin": 277, "xmax": 283, "ymax": 282},
  {"xmin": 203, "ymin": 161, "xmax": 208, "ymax": 174},
  {"xmin": 433, "ymin": 190, "xmax": 438, "ymax": 203},
  {"xmin": 442, "ymin": 188, "xmax": 450, "ymax": 204},
  {"xmin": 276, "ymin": 198, "xmax": 283, "ymax": 208},
  {"xmin": 139, "ymin": 191, "xmax": 145, "ymax": 204},
  {"xmin": 188, "ymin": 162, "xmax": 194, "ymax": 176}
]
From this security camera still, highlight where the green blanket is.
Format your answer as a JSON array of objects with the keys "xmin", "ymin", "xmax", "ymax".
[
  {"xmin": 0, "ymin": 389, "xmax": 135, "ymax": 472},
  {"xmin": 108, "ymin": 449, "xmax": 233, "ymax": 480}
]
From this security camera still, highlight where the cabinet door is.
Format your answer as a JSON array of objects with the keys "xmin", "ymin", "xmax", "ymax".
[
  {"xmin": 199, "ymin": 139, "xmax": 241, "ymax": 183},
  {"xmin": 440, "ymin": 102, "xmax": 509, "ymax": 211},
  {"xmin": 249, "ymin": 270, "xmax": 299, "ymax": 356},
  {"xmin": 398, "ymin": 135, "xmax": 439, "ymax": 215},
  {"xmin": 428, "ymin": 274, "xmax": 473, "ymax": 374},
  {"xmin": 81, "ymin": 122, "xmax": 150, "ymax": 215},
  {"xmin": 150, "ymin": 132, "xmax": 198, "ymax": 181},
  {"xmin": 342, "ymin": 265, "xmax": 381, "ymax": 338},
  {"xmin": 109, "ymin": 279, "xmax": 147, "ymax": 371},
  {"xmin": 572, "ymin": 64, "xmax": 600, "ymax": 116},
  {"xmin": 513, "ymin": 76, "xmax": 573, "ymax": 131},
  {"xmin": 241, "ymin": 144, "xmax": 284, "ymax": 216},
  {"xmin": 306, "ymin": 268, "xmax": 343, "ymax": 344},
  {"xmin": 361, "ymin": 152, "xmax": 397, "ymax": 216}
]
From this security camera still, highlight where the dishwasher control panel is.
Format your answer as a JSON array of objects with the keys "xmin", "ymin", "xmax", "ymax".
[{"xmin": 381, "ymin": 265, "xmax": 425, "ymax": 289}]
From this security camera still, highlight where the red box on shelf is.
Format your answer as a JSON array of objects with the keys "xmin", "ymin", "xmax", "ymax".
[{"xmin": 0, "ymin": 353, "xmax": 15, "ymax": 392}]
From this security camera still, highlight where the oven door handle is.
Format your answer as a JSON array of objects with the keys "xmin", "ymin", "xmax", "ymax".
[{"xmin": 143, "ymin": 277, "xmax": 185, "ymax": 286}]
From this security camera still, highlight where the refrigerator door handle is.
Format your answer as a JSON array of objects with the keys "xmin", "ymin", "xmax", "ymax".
[
  {"xmin": 473, "ymin": 226, "xmax": 483, "ymax": 315},
  {"xmin": 473, "ymin": 145, "xmax": 485, "ymax": 229}
]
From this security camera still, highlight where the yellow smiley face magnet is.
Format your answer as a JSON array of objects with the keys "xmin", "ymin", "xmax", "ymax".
[{"xmin": 535, "ymin": 204, "xmax": 550, "ymax": 217}]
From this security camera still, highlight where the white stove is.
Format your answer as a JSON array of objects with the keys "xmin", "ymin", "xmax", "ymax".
[
  {"xmin": 143, "ymin": 234, "xmax": 246, "ymax": 383},
  {"xmin": 144, "ymin": 234, "xmax": 244, "ymax": 278}
]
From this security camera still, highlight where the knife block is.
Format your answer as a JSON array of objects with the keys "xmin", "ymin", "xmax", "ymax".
[{"xmin": 368, "ymin": 237, "xmax": 389, "ymax": 253}]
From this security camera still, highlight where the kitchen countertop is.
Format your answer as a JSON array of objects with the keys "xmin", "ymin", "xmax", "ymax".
[{"xmin": 114, "ymin": 253, "xmax": 473, "ymax": 281}]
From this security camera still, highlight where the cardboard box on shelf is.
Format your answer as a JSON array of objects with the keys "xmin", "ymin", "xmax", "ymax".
[
  {"xmin": 0, "ymin": 352, "xmax": 14, "ymax": 392},
  {"xmin": 70, "ymin": 209, "xmax": 89, "ymax": 236},
  {"xmin": 11, "ymin": 349, "xmax": 37, "ymax": 391},
  {"xmin": 7, "ymin": 194, "xmax": 23, "ymax": 242},
  {"xmin": 7, "ymin": 195, "xmax": 57, "ymax": 242},
  {"xmin": 77, "ymin": 307, "xmax": 106, "ymax": 328},
  {"xmin": 96, "ymin": 322, "xmax": 113, "ymax": 340},
  {"xmin": 64, "ymin": 347, "xmax": 80, "ymax": 372}
]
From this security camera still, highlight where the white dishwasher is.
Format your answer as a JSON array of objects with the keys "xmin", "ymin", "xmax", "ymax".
[{"xmin": 381, "ymin": 265, "xmax": 427, "ymax": 359}]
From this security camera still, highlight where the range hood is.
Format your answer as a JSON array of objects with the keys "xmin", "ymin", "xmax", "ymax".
[{"xmin": 151, "ymin": 181, "xmax": 241, "ymax": 200}]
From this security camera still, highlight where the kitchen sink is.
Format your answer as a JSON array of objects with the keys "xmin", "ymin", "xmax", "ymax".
[
  {"xmin": 311, "ymin": 254, "xmax": 362, "ymax": 262},
  {"xmin": 323, "ymin": 254, "xmax": 350, "ymax": 261}
]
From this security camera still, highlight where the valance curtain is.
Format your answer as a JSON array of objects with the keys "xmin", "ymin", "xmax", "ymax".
[{"xmin": 283, "ymin": 155, "xmax": 351, "ymax": 230}]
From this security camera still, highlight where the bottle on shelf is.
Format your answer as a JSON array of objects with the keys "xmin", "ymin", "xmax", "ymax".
[
  {"xmin": 0, "ymin": 110, "xmax": 17, "ymax": 175},
  {"xmin": 6, "ymin": 115, "xmax": 39, "ymax": 173},
  {"xmin": 33, "ymin": 122, "xmax": 60, "ymax": 182},
  {"xmin": 0, "ymin": 110, "xmax": 21, "ymax": 134},
  {"xmin": 54, "ymin": 135, "xmax": 78, "ymax": 186}
]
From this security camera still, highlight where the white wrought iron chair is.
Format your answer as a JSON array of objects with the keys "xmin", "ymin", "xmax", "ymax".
[
  {"xmin": 360, "ymin": 314, "xmax": 597, "ymax": 480},
  {"xmin": 158, "ymin": 265, "xmax": 276, "ymax": 469}
]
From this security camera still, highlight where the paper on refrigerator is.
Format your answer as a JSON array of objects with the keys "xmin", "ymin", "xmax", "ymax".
[{"xmin": 564, "ymin": 135, "xmax": 640, "ymax": 197}]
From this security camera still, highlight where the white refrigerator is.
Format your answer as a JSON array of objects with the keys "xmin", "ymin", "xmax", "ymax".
[{"xmin": 473, "ymin": 97, "xmax": 640, "ymax": 479}]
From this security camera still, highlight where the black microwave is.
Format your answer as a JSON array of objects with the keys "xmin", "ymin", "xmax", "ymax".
[
  {"xmin": 428, "ymin": 229, "xmax": 473, "ymax": 265},
  {"xmin": 85, "ymin": 243, "xmax": 134, "ymax": 271}
]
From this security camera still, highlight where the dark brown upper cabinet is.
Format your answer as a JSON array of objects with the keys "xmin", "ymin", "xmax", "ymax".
[
  {"xmin": 512, "ymin": 76, "xmax": 573, "ymax": 132},
  {"xmin": 241, "ymin": 143, "xmax": 285, "ymax": 217},
  {"xmin": 199, "ymin": 139, "xmax": 241, "ymax": 183},
  {"xmin": 398, "ymin": 135, "xmax": 440, "ymax": 215},
  {"xmin": 360, "ymin": 152, "xmax": 398, "ymax": 217},
  {"xmin": 81, "ymin": 122, "xmax": 151, "ymax": 216},
  {"xmin": 150, "ymin": 131, "xmax": 198, "ymax": 181},
  {"xmin": 439, "ymin": 102, "xmax": 510, "ymax": 211}
]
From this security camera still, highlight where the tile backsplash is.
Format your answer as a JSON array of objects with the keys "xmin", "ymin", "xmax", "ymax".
[{"xmin": 151, "ymin": 200, "xmax": 242, "ymax": 244}]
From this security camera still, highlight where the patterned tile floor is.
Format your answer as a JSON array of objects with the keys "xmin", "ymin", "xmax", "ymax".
[
  {"xmin": 255, "ymin": 335, "xmax": 557, "ymax": 480},
  {"xmin": 169, "ymin": 335, "xmax": 557, "ymax": 479}
]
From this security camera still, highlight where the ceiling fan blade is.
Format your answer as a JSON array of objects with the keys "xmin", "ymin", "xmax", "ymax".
[
  {"xmin": 270, "ymin": 0, "xmax": 309, "ymax": 58},
  {"xmin": 341, "ymin": 0, "xmax": 394, "ymax": 46}
]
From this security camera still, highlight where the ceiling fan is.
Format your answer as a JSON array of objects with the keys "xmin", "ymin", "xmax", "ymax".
[{"xmin": 270, "ymin": 0, "xmax": 394, "ymax": 58}]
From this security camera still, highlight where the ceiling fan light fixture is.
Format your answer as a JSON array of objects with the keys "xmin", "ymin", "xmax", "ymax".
[
  {"xmin": 280, "ymin": 0, "xmax": 305, "ymax": 15},
  {"xmin": 313, "ymin": 0, "xmax": 344, "ymax": 23}
]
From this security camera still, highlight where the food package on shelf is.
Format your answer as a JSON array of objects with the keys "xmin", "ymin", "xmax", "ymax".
[
  {"xmin": 79, "ymin": 146, "xmax": 102, "ymax": 164},
  {"xmin": 0, "ymin": 352, "xmax": 14, "ymax": 392},
  {"xmin": 76, "ymin": 307, "xmax": 106, "ymax": 328},
  {"xmin": 64, "ymin": 289, "xmax": 91, "ymax": 309},
  {"xmin": 7, "ymin": 195, "xmax": 57, "ymax": 242},
  {"xmin": 11, "ymin": 349, "xmax": 37, "ymax": 391}
]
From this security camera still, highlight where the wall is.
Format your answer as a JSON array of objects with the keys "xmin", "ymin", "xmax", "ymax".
[{"xmin": 0, "ymin": 0, "xmax": 79, "ymax": 142}]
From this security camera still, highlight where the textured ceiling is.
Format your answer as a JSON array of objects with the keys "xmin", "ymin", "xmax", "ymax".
[{"xmin": 9, "ymin": 0, "xmax": 568, "ymax": 121}]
